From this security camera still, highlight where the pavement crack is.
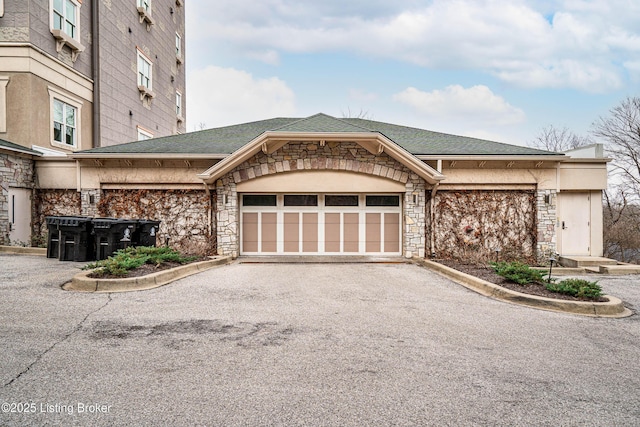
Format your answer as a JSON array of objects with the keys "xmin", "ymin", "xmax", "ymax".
[{"xmin": 3, "ymin": 294, "xmax": 113, "ymax": 388}]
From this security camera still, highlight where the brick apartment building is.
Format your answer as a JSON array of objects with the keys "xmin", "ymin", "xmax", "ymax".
[{"xmin": 0, "ymin": 0, "xmax": 186, "ymax": 244}]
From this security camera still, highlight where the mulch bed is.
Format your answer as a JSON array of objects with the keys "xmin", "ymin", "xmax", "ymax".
[
  {"xmin": 88, "ymin": 258, "xmax": 206, "ymax": 280},
  {"xmin": 434, "ymin": 259, "xmax": 607, "ymax": 302}
]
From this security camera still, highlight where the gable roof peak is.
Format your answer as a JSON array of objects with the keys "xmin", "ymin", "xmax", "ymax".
[{"xmin": 271, "ymin": 113, "xmax": 375, "ymax": 134}]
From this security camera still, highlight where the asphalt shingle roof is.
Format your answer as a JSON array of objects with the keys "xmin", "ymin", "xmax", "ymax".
[
  {"xmin": 0, "ymin": 139, "xmax": 41, "ymax": 156},
  {"xmin": 78, "ymin": 113, "xmax": 561, "ymax": 157}
]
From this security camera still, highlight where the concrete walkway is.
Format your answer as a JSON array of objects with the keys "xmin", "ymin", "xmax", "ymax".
[{"xmin": 1, "ymin": 254, "xmax": 639, "ymax": 426}]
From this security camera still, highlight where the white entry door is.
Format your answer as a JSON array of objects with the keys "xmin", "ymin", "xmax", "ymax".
[
  {"xmin": 8, "ymin": 188, "xmax": 32, "ymax": 245},
  {"xmin": 559, "ymin": 192, "xmax": 591, "ymax": 255}
]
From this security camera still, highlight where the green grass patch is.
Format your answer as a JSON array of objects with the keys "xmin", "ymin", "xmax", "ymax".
[
  {"xmin": 545, "ymin": 278, "xmax": 602, "ymax": 299},
  {"xmin": 84, "ymin": 246, "xmax": 198, "ymax": 277}
]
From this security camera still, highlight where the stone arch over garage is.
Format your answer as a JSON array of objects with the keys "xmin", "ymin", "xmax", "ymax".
[{"xmin": 213, "ymin": 141, "xmax": 431, "ymax": 258}]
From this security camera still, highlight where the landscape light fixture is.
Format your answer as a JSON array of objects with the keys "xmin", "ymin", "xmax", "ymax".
[{"xmin": 548, "ymin": 255, "xmax": 556, "ymax": 283}]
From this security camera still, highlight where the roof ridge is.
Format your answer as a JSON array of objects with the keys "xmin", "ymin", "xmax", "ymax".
[
  {"xmin": 269, "ymin": 114, "xmax": 321, "ymax": 132},
  {"xmin": 270, "ymin": 113, "xmax": 376, "ymax": 133}
]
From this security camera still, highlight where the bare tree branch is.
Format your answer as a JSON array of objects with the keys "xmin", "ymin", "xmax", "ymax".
[
  {"xmin": 341, "ymin": 108, "xmax": 374, "ymax": 120},
  {"xmin": 593, "ymin": 96, "xmax": 640, "ymax": 204},
  {"xmin": 528, "ymin": 125, "xmax": 593, "ymax": 152}
]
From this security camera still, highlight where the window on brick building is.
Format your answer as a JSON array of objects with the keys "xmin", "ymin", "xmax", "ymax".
[
  {"xmin": 137, "ymin": 50, "xmax": 153, "ymax": 90},
  {"xmin": 137, "ymin": 126, "xmax": 153, "ymax": 141},
  {"xmin": 137, "ymin": 0, "xmax": 151, "ymax": 13},
  {"xmin": 53, "ymin": 99, "xmax": 77, "ymax": 147},
  {"xmin": 52, "ymin": 0, "xmax": 79, "ymax": 39},
  {"xmin": 176, "ymin": 91, "xmax": 182, "ymax": 117},
  {"xmin": 176, "ymin": 33, "xmax": 182, "ymax": 57},
  {"xmin": 49, "ymin": 86, "xmax": 82, "ymax": 150}
]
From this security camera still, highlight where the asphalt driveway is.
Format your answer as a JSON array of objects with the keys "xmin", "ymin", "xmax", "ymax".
[{"xmin": 1, "ymin": 254, "xmax": 639, "ymax": 426}]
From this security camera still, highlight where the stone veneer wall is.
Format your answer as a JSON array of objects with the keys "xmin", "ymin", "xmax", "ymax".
[
  {"xmin": 215, "ymin": 141, "xmax": 428, "ymax": 257},
  {"xmin": 433, "ymin": 190, "xmax": 537, "ymax": 262},
  {"xmin": 98, "ymin": 189, "xmax": 214, "ymax": 255},
  {"xmin": 536, "ymin": 189, "xmax": 557, "ymax": 263},
  {"xmin": 33, "ymin": 189, "xmax": 82, "ymax": 245},
  {"xmin": 0, "ymin": 153, "xmax": 35, "ymax": 245}
]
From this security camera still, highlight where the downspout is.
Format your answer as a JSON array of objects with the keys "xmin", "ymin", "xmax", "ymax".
[
  {"xmin": 429, "ymin": 183, "xmax": 440, "ymax": 257},
  {"xmin": 91, "ymin": 1, "xmax": 101, "ymax": 148},
  {"xmin": 430, "ymin": 159, "xmax": 443, "ymax": 257},
  {"xmin": 201, "ymin": 180, "xmax": 214, "ymax": 254}
]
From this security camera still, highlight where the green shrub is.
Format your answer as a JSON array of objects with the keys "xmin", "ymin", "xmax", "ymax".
[
  {"xmin": 490, "ymin": 261, "xmax": 545, "ymax": 285},
  {"xmin": 545, "ymin": 278, "xmax": 602, "ymax": 299},
  {"xmin": 84, "ymin": 246, "xmax": 198, "ymax": 277}
]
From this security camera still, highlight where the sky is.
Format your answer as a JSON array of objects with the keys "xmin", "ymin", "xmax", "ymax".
[{"xmin": 184, "ymin": 0, "xmax": 640, "ymax": 146}]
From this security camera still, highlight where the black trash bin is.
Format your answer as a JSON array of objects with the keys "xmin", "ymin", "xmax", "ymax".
[
  {"xmin": 92, "ymin": 218, "xmax": 138, "ymax": 260},
  {"xmin": 58, "ymin": 216, "xmax": 94, "ymax": 262},
  {"xmin": 46, "ymin": 216, "xmax": 61, "ymax": 259},
  {"xmin": 134, "ymin": 220, "xmax": 161, "ymax": 247}
]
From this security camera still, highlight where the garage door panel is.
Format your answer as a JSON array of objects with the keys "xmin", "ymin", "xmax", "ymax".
[
  {"xmin": 343, "ymin": 213, "xmax": 359, "ymax": 252},
  {"xmin": 242, "ymin": 213, "xmax": 259, "ymax": 253},
  {"xmin": 325, "ymin": 213, "xmax": 341, "ymax": 252},
  {"xmin": 261, "ymin": 213, "xmax": 277, "ymax": 252},
  {"xmin": 384, "ymin": 213, "xmax": 400, "ymax": 253},
  {"xmin": 241, "ymin": 194, "xmax": 402, "ymax": 255},
  {"xmin": 303, "ymin": 213, "xmax": 318, "ymax": 252},
  {"xmin": 366, "ymin": 213, "xmax": 381, "ymax": 253},
  {"xmin": 284, "ymin": 213, "xmax": 299, "ymax": 252}
]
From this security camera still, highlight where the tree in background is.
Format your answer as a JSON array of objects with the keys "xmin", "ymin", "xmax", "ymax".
[
  {"xmin": 528, "ymin": 124, "xmax": 594, "ymax": 152},
  {"xmin": 593, "ymin": 96, "xmax": 640, "ymax": 263},
  {"xmin": 341, "ymin": 108, "xmax": 374, "ymax": 120},
  {"xmin": 529, "ymin": 96, "xmax": 640, "ymax": 263},
  {"xmin": 603, "ymin": 191, "xmax": 640, "ymax": 263},
  {"xmin": 593, "ymin": 96, "xmax": 640, "ymax": 203}
]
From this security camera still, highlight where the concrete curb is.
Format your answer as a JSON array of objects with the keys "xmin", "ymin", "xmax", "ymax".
[
  {"xmin": 63, "ymin": 256, "xmax": 233, "ymax": 293},
  {"xmin": 531, "ymin": 266, "xmax": 588, "ymax": 276},
  {"xmin": 414, "ymin": 258, "xmax": 633, "ymax": 318},
  {"xmin": 599, "ymin": 264, "xmax": 640, "ymax": 275},
  {"xmin": 0, "ymin": 245, "xmax": 47, "ymax": 256}
]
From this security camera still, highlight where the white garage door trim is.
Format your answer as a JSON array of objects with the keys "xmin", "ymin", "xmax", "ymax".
[{"xmin": 240, "ymin": 193, "xmax": 402, "ymax": 256}]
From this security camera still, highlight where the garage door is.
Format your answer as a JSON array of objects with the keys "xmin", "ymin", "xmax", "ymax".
[{"xmin": 240, "ymin": 194, "xmax": 401, "ymax": 255}]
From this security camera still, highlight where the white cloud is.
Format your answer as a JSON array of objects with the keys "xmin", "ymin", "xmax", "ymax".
[
  {"xmin": 393, "ymin": 85, "xmax": 525, "ymax": 125},
  {"xmin": 189, "ymin": 0, "xmax": 639, "ymax": 92},
  {"xmin": 245, "ymin": 50, "xmax": 281, "ymax": 65},
  {"xmin": 187, "ymin": 66, "xmax": 296, "ymax": 129}
]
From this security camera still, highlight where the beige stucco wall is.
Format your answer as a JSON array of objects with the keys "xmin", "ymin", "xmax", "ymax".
[
  {"xmin": 559, "ymin": 163, "xmax": 607, "ymax": 190},
  {"xmin": 0, "ymin": 45, "xmax": 93, "ymax": 151},
  {"xmin": 35, "ymin": 159, "xmax": 77, "ymax": 189},
  {"xmin": 76, "ymin": 159, "xmax": 214, "ymax": 189},
  {"xmin": 438, "ymin": 167, "xmax": 557, "ymax": 190},
  {"xmin": 236, "ymin": 170, "xmax": 405, "ymax": 193}
]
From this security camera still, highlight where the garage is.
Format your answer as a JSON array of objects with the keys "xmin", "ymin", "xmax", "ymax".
[{"xmin": 240, "ymin": 194, "xmax": 402, "ymax": 255}]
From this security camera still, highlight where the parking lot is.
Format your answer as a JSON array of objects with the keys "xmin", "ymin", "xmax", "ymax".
[{"xmin": 1, "ymin": 254, "xmax": 639, "ymax": 426}]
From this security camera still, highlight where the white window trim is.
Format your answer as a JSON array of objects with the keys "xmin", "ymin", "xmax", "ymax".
[
  {"xmin": 176, "ymin": 90, "xmax": 183, "ymax": 122},
  {"xmin": 0, "ymin": 75, "xmax": 9, "ymax": 133},
  {"xmin": 176, "ymin": 33, "xmax": 183, "ymax": 64},
  {"xmin": 137, "ymin": 48, "xmax": 155, "ymax": 101},
  {"xmin": 49, "ymin": 0, "xmax": 85, "ymax": 61},
  {"xmin": 48, "ymin": 86, "xmax": 83, "ymax": 150},
  {"xmin": 137, "ymin": 0, "xmax": 155, "ymax": 30},
  {"xmin": 137, "ymin": 125, "xmax": 153, "ymax": 141},
  {"xmin": 137, "ymin": 0, "xmax": 151, "ymax": 13}
]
